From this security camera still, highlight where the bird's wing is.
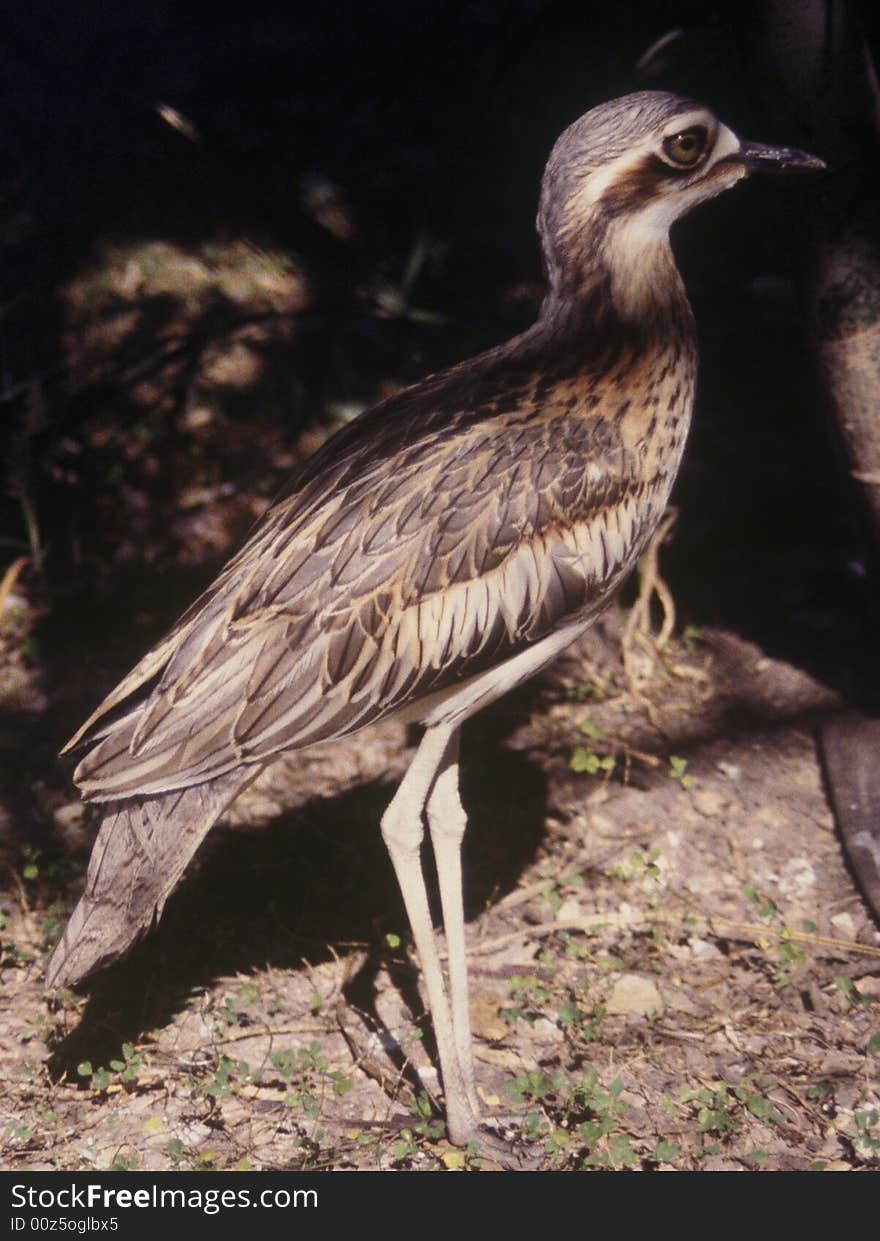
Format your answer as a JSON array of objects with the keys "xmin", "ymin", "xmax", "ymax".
[{"xmin": 69, "ymin": 358, "xmax": 641, "ymax": 800}]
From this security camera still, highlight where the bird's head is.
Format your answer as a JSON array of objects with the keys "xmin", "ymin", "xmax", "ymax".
[{"xmin": 537, "ymin": 91, "xmax": 825, "ymax": 324}]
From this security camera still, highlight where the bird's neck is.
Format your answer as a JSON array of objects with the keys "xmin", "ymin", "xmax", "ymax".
[
  {"xmin": 603, "ymin": 215, "xmax": 689, "ymax": 323},
  {"xmin": 538, "ymin": 211, "xmax": 694, "ymax": 354}
]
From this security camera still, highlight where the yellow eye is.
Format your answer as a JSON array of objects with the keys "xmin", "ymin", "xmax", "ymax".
[{"xmin": 662, "ymin": 127, "xmax": 708, "ymax": 168}]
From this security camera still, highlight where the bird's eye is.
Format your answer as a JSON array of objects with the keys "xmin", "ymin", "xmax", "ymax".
[{"xmin": 662, "ymin": 127, "xmax": 709, "ymax": 168}]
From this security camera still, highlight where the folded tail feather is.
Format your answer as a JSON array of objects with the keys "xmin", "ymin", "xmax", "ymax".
[{"xmin": 46, "ymin": 767, "xmax": 257, "ymax": 990}]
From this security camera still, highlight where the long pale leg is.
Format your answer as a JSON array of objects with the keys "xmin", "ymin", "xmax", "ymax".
[
  {"xmin": 425, "ymin": 730, "xmax": 480, "ymax": 1114},
  {"xmin": 380, "ymin": 722, "xmax": 479, "ymax": 1145}
]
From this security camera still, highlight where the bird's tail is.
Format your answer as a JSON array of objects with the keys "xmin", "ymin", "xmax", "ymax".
[{"xmin": 45, "ymin": 767, "xmax": 257, "ymax": 990}]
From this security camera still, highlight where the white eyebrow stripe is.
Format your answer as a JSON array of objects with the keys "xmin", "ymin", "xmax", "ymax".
[{"xmin": 660, "ymin": 109, "xmax": 715, "ymax": 137}]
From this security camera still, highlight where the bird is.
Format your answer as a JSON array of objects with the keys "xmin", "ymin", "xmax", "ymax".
[{"xmin": 46, "ymin": 91, "xmax": 823, "ymax": 1157}]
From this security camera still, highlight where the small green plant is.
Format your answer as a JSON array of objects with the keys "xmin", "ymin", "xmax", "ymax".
[
  {"xmin": 414, "ymin": 1116, "xmax": 446, "ymax": 1143},
  {"xmin": 6, "ymin": 1120, "xmax": 34, "ymax": 1143},
  {"xmin": 557, "ymin": 930, "xmax": 592, "ymax": 960},
  {"xmin": 573, "ymin": 1074, "xmax": 634, "ymax": 1169},
  {"xmin": 588, "ymin": 1133, "xmax": 639, "ymax": 1169},
  {"xmin": 77, "ymin": 1044, "xmax": 143, "ymax": 1093},
  {"xmin": 538, "ymin": 867, "xmax": 584, "ymax": 916},
  {"xmin": 504, "ymin": 1069, "xmax": 565, "ymax": 1109},
  {"xmin": 851, "ymin": 1108, "xmax": 880, "ymax": 1160},
  {"xmin": 165, "ymin": 1138, "xmax": 187, "ymax": 1165},
  {"xmin": 390, "ymin": 1127, "xmax": 441, "ymax": 1165},
  {"xmin": 203, "ymin": 1055, "xmax": 246, "ymax": 1099},
  {"xmin": 612, "ymin": 848, "xmax": 661, "ymax": 883},
  {"xmin": 679, "ymin": 1076, "xmax": 784, "ymax": 1141},
  {"xmin": 568, "ymin": 718, "xmax": 617, "ymax": 775},
  {"xmin": 109, "ymin": 1043, "xmax": 142, "ymax": 1084},
  {"xmin": 742, "ymin": 883, "xmax": 779, "ymax": 918},
  {"xmin": 77, "ymin": 1061, "xmax": 112, "ymax": 1092},
  {"xmin": 681, "ymin": 1084, "xmax": 737, "ymax": 1135},
  {"xmin": 773, "ymin": 930, "xmax": 807, "ymax": 984},
  {"xmin": 390, "ymin": 1129, "xmax": 421, "ymax": 1162},
  {"xmin": 267, "ymin": 1042, "xmax": 353, "ymax": 1117},
  {"xmin": 806, "ymin": 1080, "xmax": 834, "ymax": 1104},
  {"xmin": 388, "ymin": 1096, "xmax": 446, "ymax": 1166},
  {"xmin": 834, "ymin": 976, "xmax": 873, "ymax": 1012},
  {"xmin": 569, "ymin": 747, "xmax": 616, "ymax": 776},
  {"xmin": 667, "ymin": 755, "xmax": 693, "ymax": 788},
  {"xmin": 219, "ymin": 982, "xmax": 261, "ymax": 1025},
  {"xmin": 742, "ymin": 885, "xmax": 810, "ymax": 985},
  {"xmin": 163, "ymin": 1137, "xmax": 224, "ymax": 1171},
  {"xmin": 19, "ymin": 844, "xmax": 40, "ymax": 882},
  {"xmin": 500, "ymin": 973, "xmax": 554, "ymax": 1026},
  {"xmin": 658, "ymin": 1092, "xmax": 677, "ymax": 1121},
  {"xmin": 566, "ymin": 681, "xmax": 606, "ymax": 702},
  {"xmin": 553, "ymin": 971, "xmax": 606, "ymax": 1044},
  {"xmin": 653, "ymin": 1139, "xmax": 680, "ymax": 1163},
  {"xmin": 503, "ymin": 1068, "xmax": 636, "ymax": 1168},
  {"xmin": 734, "ymin": 1080, "xmax": 785, "ymax": 1126}
]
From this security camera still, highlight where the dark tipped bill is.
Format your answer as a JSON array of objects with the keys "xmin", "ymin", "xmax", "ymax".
[{"xmin": 736, "ymin": 139, "xmax": 827, "ymax": 175}]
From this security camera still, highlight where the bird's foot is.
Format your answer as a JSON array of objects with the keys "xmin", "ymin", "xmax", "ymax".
[{"xmin": 448, "ymin": 1116, "xmax": 542, "ymax": 1170}]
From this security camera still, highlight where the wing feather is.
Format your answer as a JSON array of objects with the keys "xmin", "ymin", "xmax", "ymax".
[{"xmin": 70, "ymin": 344, "xmax": 647, "ymax": 801}]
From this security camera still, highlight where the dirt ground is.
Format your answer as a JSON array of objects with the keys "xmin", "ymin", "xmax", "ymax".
[{"xmin": 2, "ymin": 598, "xmax": 879, "ymax": 1172}]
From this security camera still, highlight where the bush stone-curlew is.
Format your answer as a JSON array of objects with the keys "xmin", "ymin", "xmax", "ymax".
[{"xmin": 47, "ymin": 92, "xmax": 823, "ymax": 1158}]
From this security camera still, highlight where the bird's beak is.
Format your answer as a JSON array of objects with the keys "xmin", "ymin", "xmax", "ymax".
[{"xmin": 735, "ymin": 140, "xmax": 827, "ymax": 175}]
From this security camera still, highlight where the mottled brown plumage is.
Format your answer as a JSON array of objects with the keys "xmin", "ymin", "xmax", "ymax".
[{"xmin": 47, "ymin": 92, "xmax": 823, "ymax": 1159}]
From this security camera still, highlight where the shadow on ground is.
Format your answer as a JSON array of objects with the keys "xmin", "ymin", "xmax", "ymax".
[{"xmin": 46, "ymin": 712, "xmax": 549, "ymax": 1083}]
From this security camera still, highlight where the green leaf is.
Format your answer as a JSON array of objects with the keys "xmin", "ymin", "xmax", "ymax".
[
  {"xmin": 653, "ymin": 1139, "xmax": 680, "ymax": 1162},
  {"xmin": 558, "ymin": 999, "xmax": 582, "ymax": 1026},
  {"xmin": 569, "ymin": 747, "xmax": 600, "ymax": 774},
  {"xmin": 413, "ymin": 1091, "xmax": 433, "ymax": 1119},
  {"xmin": 91, "ymin": 1068, "xmax": 111, "ymax": 1091},
  {"xmin": 606, "ymin": 1134, "xmax": 638, "ymax": 1167}
]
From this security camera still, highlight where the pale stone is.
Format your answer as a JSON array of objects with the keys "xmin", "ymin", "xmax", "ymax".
[
  {"xmin": 470, "ymin": 994, "xmax": 509, "ymax": 1043},
  {"xmin": 854, "ymin": 975, "xmax": 880, "ymax": 999},
  {"xmin": 691, "ymin": 787, "xmax": 727, "ymax": 817},
  {"xmin": 606, "ymin": 973, "xmax": 663, "ymax": 1016},
  {"xmin": 830, "ymin": 912, "xmax": 857, "ymax": 939}
]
